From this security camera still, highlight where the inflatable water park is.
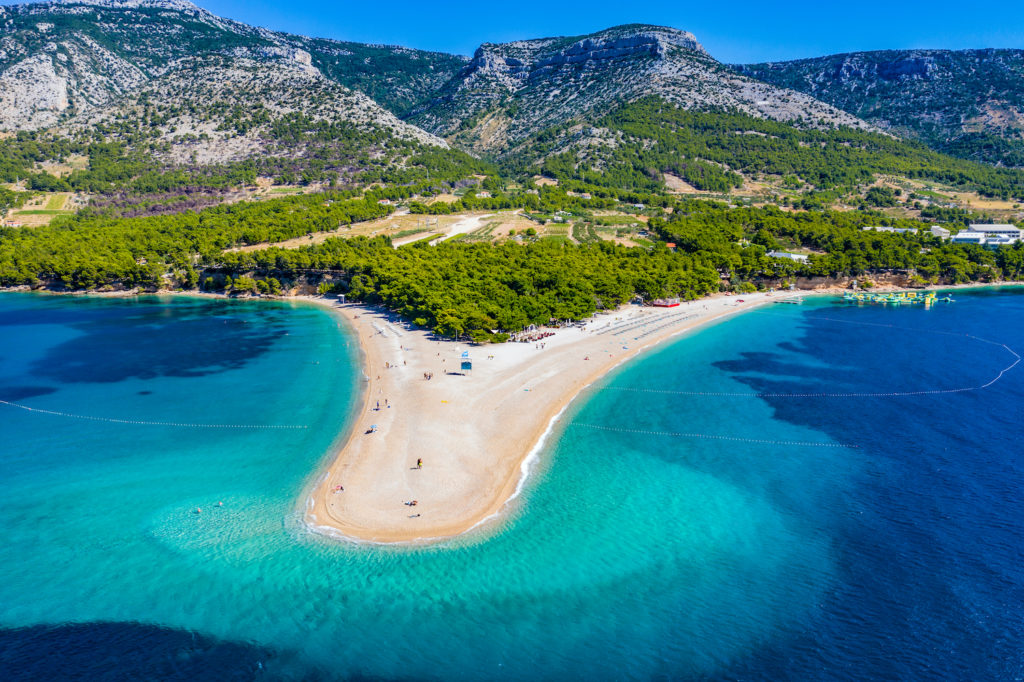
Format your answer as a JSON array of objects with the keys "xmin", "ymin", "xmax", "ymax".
[{"xmin": 842, "ymin": 291, "xmax": 954, "ymax": 306}]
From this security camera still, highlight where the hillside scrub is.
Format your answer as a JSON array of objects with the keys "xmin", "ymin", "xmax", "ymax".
[{"xmin": 528, "ymin": 98, "xmax": 1024, "ymax": 200}]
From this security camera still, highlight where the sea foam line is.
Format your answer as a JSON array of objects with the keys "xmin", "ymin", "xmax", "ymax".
[
  {"xmin": 463, "ymin": 399, "xmax": 572, "ymax": 535},
  {"xmin": 0, "ymin": 399, "xmax": 308, "ymax": 429}
]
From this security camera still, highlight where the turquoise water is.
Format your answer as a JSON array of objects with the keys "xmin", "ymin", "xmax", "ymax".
[{"xmin": 1, "ymin": 290, "xmax": 1022, "ymax": 680}]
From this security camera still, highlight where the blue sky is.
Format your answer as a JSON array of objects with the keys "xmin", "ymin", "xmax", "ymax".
[{"xmin": 6, "ymin": 0, "xmax": 1024, "ymax": 62}]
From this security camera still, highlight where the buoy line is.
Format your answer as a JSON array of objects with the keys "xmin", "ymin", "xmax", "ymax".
[
  {"xmin": 600, "ymin": 309, "xmax": 1020, "ymax": 400},
  {"xmin": 0, "ymin": 399, "xmax": 308, "ymax": 429},
  {"xmin": 572, "ymin": 423, "xmax": 856, "ymax": 448}
]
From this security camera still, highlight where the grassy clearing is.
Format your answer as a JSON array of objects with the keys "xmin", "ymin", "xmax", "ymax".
[
  {"xmin": 914, "ymin": 188, "xmax": 954, "ymax": 201},
  {"xmin": 44, "ymin": 193, "xmax": 68, "ymax": 210},
  {"xmin": 543, "ymin": 223, "xmax": 570, "ymax": 237},
  {"xmin": 228, "ymin": 212, "xmax": 462, "ymax": 252},
  {"xmin": 391, "ymin": 228, "xmax": 434, "ymax": 239}
]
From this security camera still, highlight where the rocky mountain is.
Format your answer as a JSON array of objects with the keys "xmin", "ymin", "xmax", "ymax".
[
  {"xmin": 735, "ymin": 49, "xmax": 1024, "ymax": 167},
  {"xmin": 6, "ymin": 0, "xmax": 1019, "ymax": 187},
  {"xmin": 0, "ymin": 0, "xmax": 466, "ymax": 130},
  {"xmin": 406, "ymin": 24, "xmax": 869, "ymax": 156},
  {"xmin": 60, "ymin": 55, "xmax": 448, "ymax": 166}
]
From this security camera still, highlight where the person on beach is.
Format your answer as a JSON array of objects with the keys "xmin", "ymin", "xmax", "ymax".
[{"xmin": 417, "ymin": 458, "xmax": 423, "ymax": 468}]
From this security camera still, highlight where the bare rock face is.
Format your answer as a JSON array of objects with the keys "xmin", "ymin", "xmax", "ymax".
[
  {"xmin": 55, "ymin": 0, "xmax": 204, "ymax": 9},
  {"xmin": 233, "ymin": 45, "xmax": 315, "ymax": 72},
  {"xmin": 0, "ymin": 0, "xmax": 466, "ymax": 131},
  {"xmin": 61, "ymin": 56, "xmax": 447, "ymax": 165},
  {"xmin": 0, "ymin": 31, "xmax": 148, "ymax": 131},
  {"xmin": 0, "ymin": 3, "xmax": 449, "ymax": 180},
  {"xmin": 407, "ymin": 24, "xmax": 869, "ymax": 156},
  {"xmin": 0, "ymin": 54, "xmax": 69, "ymax": 129}
]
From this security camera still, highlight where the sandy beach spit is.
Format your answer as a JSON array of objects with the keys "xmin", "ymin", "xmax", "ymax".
[
  {"xmin": 4, "ymin": 281, "xmax": 1018, "ymax": 543},
  {"xmin": 303, "ymin": 291, "xmax": 801, "ymax": 544}
]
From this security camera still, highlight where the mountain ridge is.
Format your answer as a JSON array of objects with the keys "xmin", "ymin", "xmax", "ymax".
[
  {"xmin": 1, "ymin": 0, "xmax": 1022, "ymax": 175},
  {"xmin": 735, "ymin": 48, "xmax": 1024, "ymax": 167},
  {"xmin": 0, "ymin": 0, "xmax": 467, "ymax": 129},
  {"xmin": 59, "ymin": 55, "xmax": 449, "ymax": 164},
  {"xmin": 406, "ymin": 24, "xmax": 869, "ymax": 156}
]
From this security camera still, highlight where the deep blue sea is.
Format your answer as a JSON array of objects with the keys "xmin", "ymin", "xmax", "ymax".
[{"xmin": 1, "ymin": 289, "xmax": 1022, "ymax": 681}]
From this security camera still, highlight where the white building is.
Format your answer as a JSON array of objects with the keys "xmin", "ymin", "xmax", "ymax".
[
  {"xmin": 862, "ymin": 226, "xmax": 916, "ymax": 234},
  {"xmin": 984, "ymin": 234, "xmax": 1020, "ymax": 247},
  {"xmin": 767, "ymin": 251, "xmax": 809, "ymax": 262},
  {"xmin": 930, "ymin": 226, "xmax": 951, "ymax": 240},
  {"xmin": 951, "ymin": 231, "xmax": 986, "ymax": 245},
  {"xmin": 968, "ymin": 224, "xmax": 1022, "ymax": 240},
  {"xmin": 953, "ymin": 224, "xmax": 1023, "ymax": 247}
]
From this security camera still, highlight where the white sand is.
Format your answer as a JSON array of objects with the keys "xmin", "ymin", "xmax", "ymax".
[{"xmin": 305, "ymin": 291, "xmax": 800, "ymax": 543}]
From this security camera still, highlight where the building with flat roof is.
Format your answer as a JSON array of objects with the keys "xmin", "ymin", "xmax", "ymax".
[
  {"xmin": 951, "ymin": 231, "xmax": 986, "ymax": 245},
  {"xmin": 968, "ymin": 224, "xmax": 1022, "ymax": 238},
  {"xmin": 951, "ymin": 228, "xmax": 1021, "ymax": 247},
  {"xmin": 862, "ymin": 226, "xmax": 916, "ymax": 234},
  {"xmin": 985, "ymin": 234, "xmax": 1020, "ymax": 247},
  {"xmin": 767, "ymin": 250, "xmax": 809, "ymax": 262}
]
